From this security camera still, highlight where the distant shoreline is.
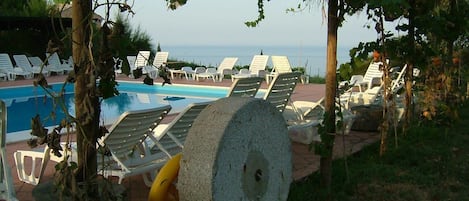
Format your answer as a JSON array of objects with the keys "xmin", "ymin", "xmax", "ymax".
[{"xmin": 158, "ymin": 45, "xmax": 352, "ymax": 77}]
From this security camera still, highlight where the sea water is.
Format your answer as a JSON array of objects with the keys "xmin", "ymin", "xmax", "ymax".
[{"xmin": 163, "ymin": 45, "xmax": 352, "ymax": 77}]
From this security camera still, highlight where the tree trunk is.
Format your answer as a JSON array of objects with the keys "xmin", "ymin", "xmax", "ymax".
[
  {"xmin": 72, "ymin": 0, "xmax": 99, "ymax": 184},
  {"xmin": 404, "ymin": 0, "xmax": 415, "ymax": 133},
  {"xmin": 320, "ymin": 0, "xmax": 338, "ymax": 197}
]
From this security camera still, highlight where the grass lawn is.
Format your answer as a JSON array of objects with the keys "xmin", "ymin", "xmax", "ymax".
[{"xmin": 288, "ymin": 101, "xmax": 469, "ymax": 201}]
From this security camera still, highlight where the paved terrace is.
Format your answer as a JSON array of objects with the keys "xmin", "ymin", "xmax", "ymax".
[{"xmin": 0, "ymin": 74, "xmax": 379, "ymax": 200}]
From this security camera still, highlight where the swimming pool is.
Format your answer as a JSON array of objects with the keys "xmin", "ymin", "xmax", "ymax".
[{"xmin": 1, "ymin": 81, "xmax": 229, "ymax": 135}]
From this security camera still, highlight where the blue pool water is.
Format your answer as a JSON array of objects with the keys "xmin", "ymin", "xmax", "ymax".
[{"xmin": 1, "ymin": 81, "xmax": 228, "ymax": 134}]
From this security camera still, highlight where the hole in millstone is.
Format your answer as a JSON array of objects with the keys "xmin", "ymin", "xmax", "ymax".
[{"xmin": 255, "ymin": 169, "xmax": 262, "ymax": 182}]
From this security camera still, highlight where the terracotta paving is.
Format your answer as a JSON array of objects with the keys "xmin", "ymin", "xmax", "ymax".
[{"xmin": 1, "ymin": 74, "xmax": 379, "ymax": 200}]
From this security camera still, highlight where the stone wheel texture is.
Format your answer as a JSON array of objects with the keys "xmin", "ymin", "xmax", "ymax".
[{"xmin": 178, "ymin": 97, "xmax": 292, "ymax": 201}]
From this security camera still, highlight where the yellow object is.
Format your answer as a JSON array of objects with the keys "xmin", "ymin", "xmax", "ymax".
[{"xmin": 148, "ymin": 153, "xmax": 182, "ymax": 201}]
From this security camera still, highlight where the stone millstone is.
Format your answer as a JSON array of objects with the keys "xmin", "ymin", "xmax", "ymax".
[
  {"xmin": 178, "ymin": 97, "xmax": 292, "ymax": 201},
  {"xmin": 351, "ymin": 104, "xmax": 383, "ymax": 132}
]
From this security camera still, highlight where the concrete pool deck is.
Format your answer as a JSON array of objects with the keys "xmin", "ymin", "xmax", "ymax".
[{"xmin": 1, "ymin": 74, "xmax": 380, "ymax": 200}]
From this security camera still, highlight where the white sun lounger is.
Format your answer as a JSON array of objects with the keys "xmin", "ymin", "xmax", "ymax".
[
  {"xmin": 266, "ymin": 56, "xmax": 293, "ymax": 84},
  {"xmin": 145, "ymin": 51, "xmax": 169, "ymax": 79},
  {"xmin": 196, "ymin": 57, "xmax": 238, "ymax": 82},
  {"xmin": 147, "ymin": 102, "xmax": 211, "ymax": 157},
  {"xmin": 226, "ymin": 77, "xmax": 263, "ymax": 98},
  {"xmin": 232, "ymin": 55, "xmax": 269, "ymax": 81},
  {"xmin": 14, "ymin": 105, "xmax": 172, "ymax": 187},
  {"xmin": 0, "ymin": 53, "xmax": 33, "ymax": 80},
  {"xmin": 13, "ymin": 54, "xmax": 50, "ymax": 77},
  {"xmin": 263, "ymin": 72, "xmax": 301, "ymax": 113}
]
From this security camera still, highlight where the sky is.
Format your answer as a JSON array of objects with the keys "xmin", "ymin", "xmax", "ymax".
[{"xmin": 95, "ymin": 0, "xmax": 403, "ymax": 48}]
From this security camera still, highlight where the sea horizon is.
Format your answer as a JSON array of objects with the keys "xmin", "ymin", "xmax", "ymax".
[{"xmin": 160, "ymin": 45, "xmax": 353, "ymax": 77}]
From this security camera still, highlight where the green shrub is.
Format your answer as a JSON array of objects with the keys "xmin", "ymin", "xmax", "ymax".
[
  {"xmin": 109, "ymin": 14, "xmax": 154, "ymax": 75},
  {"xmin": 309, "ymin": 75, "xmax": 325, "ymax": 84}
]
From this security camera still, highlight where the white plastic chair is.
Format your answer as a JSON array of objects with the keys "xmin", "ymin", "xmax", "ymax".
[
  {"xmin": 169, "ymin": 66, "xmax": 195, "ymax": 80},
  {"xmin": 196, "ymin": 67, "xmax": 218, "ymax": 82},
  {"xmin": 179, "ymin": 66, "xmax": 194, "ymax": 80},
  {"xmin": 339, "ymin": 75, "xmax": 364, "ymax": 89},
  {"xmin": 231, "ymin": 69, "xmax": 250, "ymax": 81},
  {"xmin": 191, "ymin": 67, "xmax": 206, "ymax": 79}
]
